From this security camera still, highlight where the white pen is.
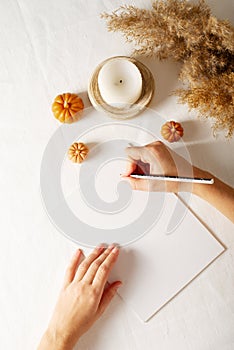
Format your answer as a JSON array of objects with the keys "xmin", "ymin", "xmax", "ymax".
[{"xmin": 129, "ymin": 174, "xmax": 214, "ymax": 184}]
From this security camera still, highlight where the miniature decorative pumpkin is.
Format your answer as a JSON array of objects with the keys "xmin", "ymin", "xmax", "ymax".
[
  {"xmin": 52, "ymin": 93, "xmax": 84, "ymax": 123},
  {"xmin": 161, "ymin": 121, "xmax": 184, "ymax": 142},
  {"xmin": 68, "ymin": 142, "xmax": 89, "ymax": 163}
]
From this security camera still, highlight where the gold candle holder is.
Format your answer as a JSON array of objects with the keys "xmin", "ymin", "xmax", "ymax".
[{"xmin": 88, "ymin": 56, "xmax": 155, "ymax": 119}]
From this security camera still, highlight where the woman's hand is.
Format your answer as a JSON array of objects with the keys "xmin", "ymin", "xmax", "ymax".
[
  {"xmin": 122, "ymin": 141, "xmax": 208, "ymax": 193},
  {"xmin": 38, "ymin": 245, "xmax": 121, "ymax": 350},
  {"xmin": 122, "ymin": 141, "xmax": 234, "ymax": 223}
]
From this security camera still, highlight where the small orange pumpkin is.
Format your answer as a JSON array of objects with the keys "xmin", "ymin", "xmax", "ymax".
[
  {"xmin": 161, "ymin": 121, "xmax": 184, "ymax": 142},
  {"xmin": 68, "ymin": 142, "xmax": 89, "ymax": 163},
  {"xmin": 52, "ymin": 93, "xmax": 84, "ymax": 123}
]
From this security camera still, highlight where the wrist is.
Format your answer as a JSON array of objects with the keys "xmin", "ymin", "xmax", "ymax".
[
  {"xmin": 192, "ymin": 166, "xmax": 214, "ymax": 198},
  {"xmin": 39, "ymin": 328, "xmax": 74, "ymax": 350}
]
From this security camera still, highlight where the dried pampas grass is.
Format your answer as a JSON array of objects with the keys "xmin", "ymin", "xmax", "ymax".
[{"xmin": 101, "ymin": 0, "xmax": 234, "ymax": 137}]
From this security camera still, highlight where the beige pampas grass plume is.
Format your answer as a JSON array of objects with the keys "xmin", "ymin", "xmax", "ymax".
[{"xmin": 101, "ymin": 0, "xmax": 234, "ymax": 137}]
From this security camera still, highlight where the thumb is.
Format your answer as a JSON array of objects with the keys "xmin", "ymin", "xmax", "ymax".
[
  {"xmin": 96, "ymin": 281, "xmax": 122, "ymax": 318},
  {"xmin": 121, "ymin": 176, "xmax": 151, "ymax": 191}
]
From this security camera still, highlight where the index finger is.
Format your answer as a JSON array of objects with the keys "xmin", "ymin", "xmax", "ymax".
[
  {"xmin": 92, "ymin": 247, "xmax": 120, "ymax": 291},
  {"xmin": 121, "ymin": 161, "xmax": 137, "ymax": 177}
]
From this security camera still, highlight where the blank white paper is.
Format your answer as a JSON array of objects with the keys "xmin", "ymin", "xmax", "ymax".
[{"xmin": 109, "ymin": 193, "xmax": 225, "ymax": 322}]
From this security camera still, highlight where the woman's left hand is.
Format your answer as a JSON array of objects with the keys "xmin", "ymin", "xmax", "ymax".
[{"xmin": 38, "ymin": 245, "xmax": 121, "ymax": 350}]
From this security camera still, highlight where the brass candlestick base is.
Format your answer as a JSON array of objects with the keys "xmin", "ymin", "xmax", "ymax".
[{"xmin": 88, "ymin": 56, "xmax": 155, "ymax": 119}]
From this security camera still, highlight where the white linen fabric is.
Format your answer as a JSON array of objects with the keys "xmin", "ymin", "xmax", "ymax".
[{"xmin": 0, "ymin": 1, "xmax": 233, "ymax": 349}]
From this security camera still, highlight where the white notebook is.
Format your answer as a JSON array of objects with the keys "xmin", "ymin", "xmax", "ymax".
[{"xmin": 109, "ymin": 193, "xmax": 225, "ymax": 322}]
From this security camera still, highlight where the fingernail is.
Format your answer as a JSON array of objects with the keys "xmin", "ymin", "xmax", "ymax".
[
  {"xmin": 112, "ymin": 246, "xmax": 119, "ymax": 254},
  {"xmin": 98, "ymin": 246, "xmax": 105, "ymax": 251},
  {"xmin": 97, "ymin": 245, "xmax": 106, "ymax": 252},
  {"xmin": 74, "ymin": 249, "xmax": 82, "ymax": 259},
  {"xmin": 115, "ymin": 282, "xmax": 122, "ymax": 290}
]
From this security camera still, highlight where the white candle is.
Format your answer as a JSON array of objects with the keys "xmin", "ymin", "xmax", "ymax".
[{"xmin": 97, "ymin": 58, "xmax": 142, "ymax": 108}]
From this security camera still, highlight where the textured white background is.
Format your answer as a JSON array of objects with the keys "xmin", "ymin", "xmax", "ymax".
[{"xmin": 0, "ymin": 1, "xmax": 234, "ymax": 349}]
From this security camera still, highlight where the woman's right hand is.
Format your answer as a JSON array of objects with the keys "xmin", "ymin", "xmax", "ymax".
[
  {"xmin": 122, "ymin": 141, "xmax": 208, "ymax": 193},
  {"xmin": 122, "ymin": 140, "xmax": 234, "ymax": 223}
]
